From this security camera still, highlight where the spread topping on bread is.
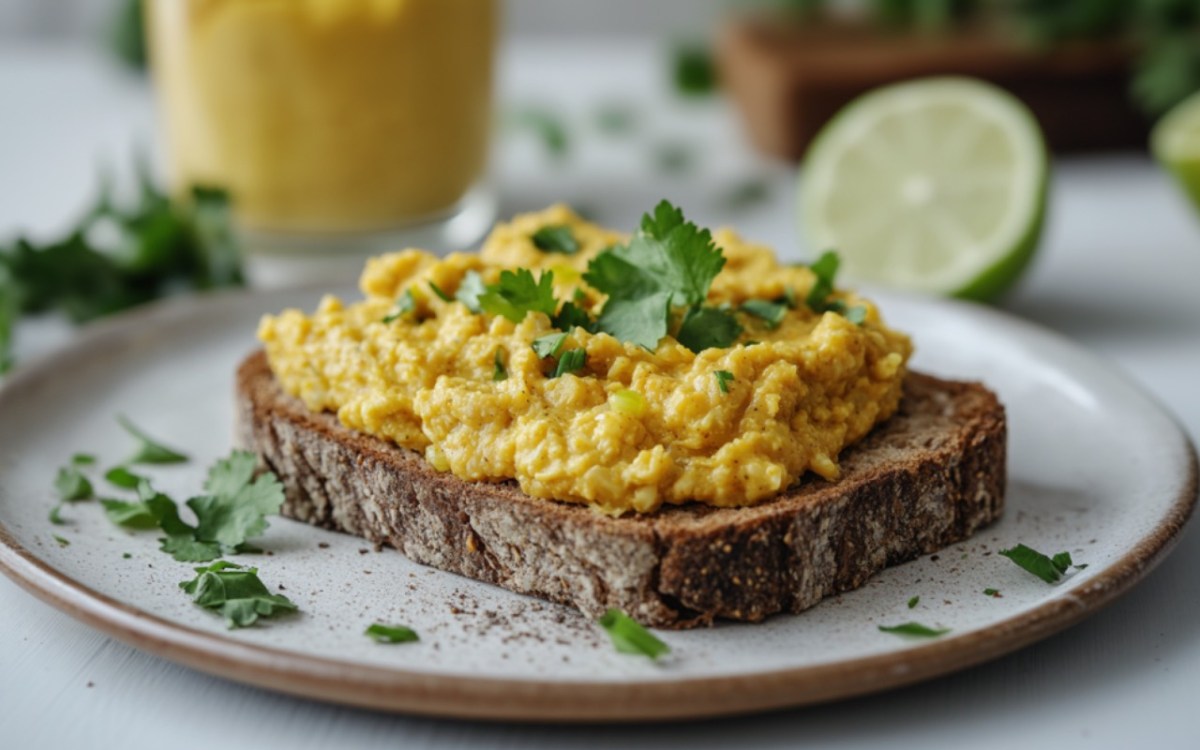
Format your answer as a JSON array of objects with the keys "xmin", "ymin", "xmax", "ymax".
[{"xmin": 257, "ymin": 202, "xmax": 912, "ymax": 514}]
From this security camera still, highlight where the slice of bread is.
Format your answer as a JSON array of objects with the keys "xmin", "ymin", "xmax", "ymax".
[{"xmin": 235, "ymin": 351, "xmax": 1006, "ymax": 628}]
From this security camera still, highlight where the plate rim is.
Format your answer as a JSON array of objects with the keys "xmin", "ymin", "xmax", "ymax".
[{"xmin": 0, "ymin": 288, "xmax": 1196, "ymax": 722}]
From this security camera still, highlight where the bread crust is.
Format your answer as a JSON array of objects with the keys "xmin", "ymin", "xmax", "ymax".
[{"xmin": 235, "ymin": 351, "xmax": 1006, "ymax": 628}]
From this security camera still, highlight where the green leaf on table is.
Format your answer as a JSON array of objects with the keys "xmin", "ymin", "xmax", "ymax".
[
  {"xmin": 878, "ymin": 622, "xmax": 950, "ymax": 638},
  {"xmin": 598, "ymin": 608, "xmax": 669, "ymax": 659},
  {"xmin": 55, "ymin": 465, "xmax": 94, "ymax": 503},
  {"xmin": 179, "ymin": 560, "xmax": 297, "ymax": 629},
  {"xmin": 119, "ymin": 415, "xmax": 189, "ymax": 464},
  {"xmin": 365, "ymin": 623, "xmax": 420, "ymax": 644},
  {"xmin": 672, "ymin": 43, "xmax": 716, "ymax": 97},
  {"xmin": 907, "ymin": 595, "xmax": 920, "ymax": 609},
  {"xmin": 507, "ymin": 107, "xmax": 569, "ymax": 159},
  {"xmin": 186, "ymin": 450, "xmax": 285, "ymax": 552},
  {"xmin": 105, "ymin": 466, "xmax": 147, "ymax": 489},
  {"xmin": 999, "ymin": 543, "xmax": 1075, "ymax": 584}
]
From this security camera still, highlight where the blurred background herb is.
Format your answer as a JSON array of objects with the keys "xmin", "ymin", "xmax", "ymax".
[{"xmin": 0, "ymin": 161, "xmax": 243, "ymax": 372}]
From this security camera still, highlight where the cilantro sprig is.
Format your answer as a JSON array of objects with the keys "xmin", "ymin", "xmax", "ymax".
[
  {"xmin": 878, "ymin": 621, "xmax": 951, "ymax": 639},
  {"xmin": 999, "ymin": 543, "xmax": 1083, "ymax": 584},
  {"xmin": 365, "ymin": 623, "xmax": 420, "ymax": 644},
  {"xmin": 180, "ymin": 561, "xmax": 297, "ymax": 629},
  {"xmin": 585, "ymin": 201, "xmax": 741, "ymax": 352},
  {"xmin": 598, "ymin": 608, "xmax": 670, "ymax": 660},
  {"xmin": 531, "ymin": 225, "xmax": 580, "ymax": 255}
]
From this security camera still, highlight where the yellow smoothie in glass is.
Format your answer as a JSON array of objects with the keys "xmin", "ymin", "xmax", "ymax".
[{"xmin": 147, "ymin": 0, "xmax": 496, "ymax": 234}]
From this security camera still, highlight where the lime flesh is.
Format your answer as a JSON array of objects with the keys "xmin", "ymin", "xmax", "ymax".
[
  {"xmin": 1153, "ymin": 90, "xmax": 1200, "ymax": 218},
  {"xmin": 800, "ymin": 77, "xmax": 1048, "ymax": 301}
]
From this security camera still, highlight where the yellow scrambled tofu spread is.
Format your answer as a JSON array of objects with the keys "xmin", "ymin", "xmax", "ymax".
[{"xmin": 258, "ymin": 206, "xmax": 912, "ymax": 514}]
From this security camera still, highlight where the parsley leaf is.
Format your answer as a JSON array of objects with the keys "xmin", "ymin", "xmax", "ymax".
[
  {"xmin": 714, "ymin": 370, "xmax": 735, "ymax": 393},
  {"xmin": 49, "ymin": 505, "xmax": 65, "ymax": 525},
  {"xmin": 119, "ymin": 416, "xmax": 188, "ymax": 464},
  {"xmin": 740, "ymin": 298, "xmax": 788, "ymax": 329},
  {"xmin": 907, "ymin": 595, "xmax": 920, "ymax": 609},
  {"xmin": 878, "ymin": 622, "xmax": 950, "ymax": 638},
  {"xmin": 552, "ymin": 349, "xmax": 587, "ymax": 378},
  {"xmin": 585, "ymin": 200, "xmax": 735, "ymax": 352},
  {"xmin": 598, "ymin": 608, "xmax": 669, "ymax": 659},
  {"xmin": 179, "ymin": 561, "xmax": 297, "ymax": 629},
  {"xmin": 101, "ymin": 479, "xmax": 191, "ymax": 533},
  {"xmin": 672, "ymin": 43, "xmax": 716, "ymax": 97},
  {"xmin": 478, "ymin": 269, "xmax": 557, "ymax": 323},
  {"xmin": 552, "ymin": 301, "xmax": 593, "ymax": 331},
  {"xmin": 999, "ymin": 543, "xmax": 1076, "ymax": 584},
  {"xmin": 676, "ymin": 305, "xmax": 743, "ymax": 352},
  {"xmin": 382, "ymin": 289, "xmax": 416, "ymax": 323},
  {"xmin": 805, "ymin": 250, "xmax": 841, "ymax": 312},
  {"xmin": 104, "ymin": 466, "xmax": 146, "ymax": 489},
  {"xmin": 55, "ymin": 465, "xmax": 93, "ymax": 502},
  {"xmin": 72, "ymin": 453, "xmax": 96, "ymax": 466},
  {"xmin": 365, "ymin": 623, "xmax": 420, "ymax": 644},
  {"xmin": 532, "ymin": 332, "xmax": 568, "ymax": 359},
  {"xmin": 531, "ymin": 225, "xmax": 580, "ymax": 255},
  {"xmin": 186, "ymin": 451, "xmax": 285, "ymax": 553},
  {"xmin": 455, "ymin": 270, "xmax": 487, "ymax": 313},
  {"xmin": 492, "ymin": 349, "xmax": 508, "ymax": 382}
]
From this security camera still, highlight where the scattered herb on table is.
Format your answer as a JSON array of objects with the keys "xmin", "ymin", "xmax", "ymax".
[
  {"xmin": 507, "ymin": 107, "xmax": 569, "ymax": 159},
  {"xmin": 983, "ymin": 588, "xmax": 1002, "ymax": 597},
  {"xmin": 179, "ymin": 561, "xmax": 297, "ymax": 629},
  {"xmin": 119, "ymin": 415, "xmax": 189, "ymax": 465},
  {"xmin": 999, "ymin": 543, "xmax": 1080, "ymax": 584},
  {"xmin": 593, "ymin": 102, "xmax": 637, "ymax": 135},
  {"xmin": 365, "ymin": 623, "xmax": 420, "ymax": 644},
  {"xmin": 53, "ymin": 534, "xmax": 70, "ymax": 547},
  {"xmin": 54, "ymin": 465, "xmax": 94, "ymax": 503},
  {"xmin": 878, "ymin": 621, "xmax": 950, "ymax": 638},
  {"xmin": 672, "ymin": 43, "xmax": 717, "ymax": 96},
  {"xmin": 652, "ymin": 143, "xmax": 695, "ymax": 175},
  {"xmin": 907, "ymin": 595, "xmax": 920, "ymax": 609},
  {"xmin": 724, "ymin": 179, "xmax": 771, "ymax": 211},
  {"xmin": 104, "ymin": 466, "xmax": 147, "ymax": 489},
  {"xmin": 598, "ymin": 609, "xmax": 670, "ymax": 660}
]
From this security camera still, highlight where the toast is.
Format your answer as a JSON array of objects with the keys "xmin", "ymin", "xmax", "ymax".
[{"xmin": 235, "ymin": 350, "xmax": 1006, "ymax": 628}]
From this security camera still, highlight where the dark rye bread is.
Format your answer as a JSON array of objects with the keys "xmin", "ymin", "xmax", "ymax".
[{"xmin": 235, "ymin": 351, "xmax": 1006, "ymax": 628}]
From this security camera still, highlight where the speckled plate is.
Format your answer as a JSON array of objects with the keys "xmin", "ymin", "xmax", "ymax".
[{"xmin": 0, "ymin": 288, "xmax": 1194, "ymax": 721}]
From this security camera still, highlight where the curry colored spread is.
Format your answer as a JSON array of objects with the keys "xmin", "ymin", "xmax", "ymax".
[
  {"xmin": 147, "ymin": 0, "xmax": 495, "ymax": 232},
  {"xmin": 259, "ymin": 206, "xmax": 912, "ymax": 514}
]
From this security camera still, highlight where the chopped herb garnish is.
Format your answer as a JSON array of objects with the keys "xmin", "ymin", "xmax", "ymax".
[
  {"xmin": 844, "ymin": 305, "xmax": 868, "ymax": 325},
  {"xmin": 72, "ymin": 453, "xmax": 96, "ymax": 466},
  {"xmin": 552, "ymin": 348, "xmax": 587, "ymax": 378},
  {"xmin": 53, "ymin": 534, "xmax": 70, "ymax": 547},
  {"xmin": 999, "ymin": 543, "xmax": 1076, "ymax": 584},
  {"xmin": 584, "ymin": 200, "xmax": 738, "ymax": 352},
  {"xmin": 531, "ymin": 225, "xmax": 579, "ymax": 255},
  {"xmin": 598, "ymin": 608, "xmax": 669, "ymax": 659},
  {"xmin": 122, "ymin": 552, "xmax": 132, "ymax": 559},
  {"xmin": 805, "ymin": 250, "xmax": 841, "ymax": 312},
  {"xmin": 49, "ymin": 505, "xmax": 65, "ymax": 525},
  {"xmin": 714, "ymin": 370, "xmax": 735, "ymax": 393},
  {"xmin": 364, "ymin": 623, "xmax": 420, "ymax": 644},
  {"xmin": 492, "ymin": 349, "xmax": 508, "ymax": 382},
  {"xmin": 104, "ymin": 466, "xmax": 146, "ymax": 489},
  {"xmin": 672, "ymin": 43, "xmax": 716, "ymax": 97},
  {"xmin": 740, "ymin": 298, "xmax": 788, "ymax": 329},
  {"xmin": 907, "ymin": 595, "xmax": 920, "ymax": 609},
  {"xmin": 119, "ymin": 416, "xmax": 188, "ymax": 465},
  {"xmin": 983, "ymin": 588, "xmax": 1002, "ymax": 597},
  {"xmin": 552, "ymin": 301, "xmax": 592, "ymax": 331},
  {"xmin": 382, "ymin": 288, "xmax": 417, "ymax": 323},
  {"xmin": 455, "ymin": 271, "xmax": 487, "ymax": 313},
  {"xmin": 179, "ymin": 560, "xmax": 297, "ymax": 629},
  {"xmin": 878, "ymin": 622, "xmax": 950, "ymax": 638},
  {"xmin": 183, "ymin": 450, "xmax": 286, "ymax": 558},
  {"xmin": 478, "ymin": 268, "xmax": 557, "ymax": 323},
  {"xmin": 532, "ymin": 332, "xmax": 569, "ymax": 359},
  {"xmin": 428, "ymin": 281, "xmax": 454, "ymax": 303},
  {"xmin": 55, "ymin": 465, "xmax": 93, "ymax": 502}
]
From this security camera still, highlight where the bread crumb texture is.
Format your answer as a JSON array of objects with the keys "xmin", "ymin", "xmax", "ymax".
[{"xmin": 258, "ymin": 205, "xmax": 912, "ymax": 514}]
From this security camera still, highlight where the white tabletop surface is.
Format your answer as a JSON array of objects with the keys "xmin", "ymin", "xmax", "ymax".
[{"xmin": 2, "ymin": 38, "xmax": 1199, "ymax": 750}]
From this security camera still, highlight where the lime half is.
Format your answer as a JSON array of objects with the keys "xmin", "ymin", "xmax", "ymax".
[
  {"xmin": 800, "ymin": 77, "xmax": 1048, "ymax": 301},
  {"xmin": 1152, "ymin": 90, "xmax": 1200, "ymax": 218}
]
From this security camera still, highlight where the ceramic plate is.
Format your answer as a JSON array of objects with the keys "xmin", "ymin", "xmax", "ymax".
[{"xmin": 0, "ymin": 288, "xmax": 1194, "ymax": 721}]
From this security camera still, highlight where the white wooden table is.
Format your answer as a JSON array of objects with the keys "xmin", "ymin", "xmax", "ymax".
[{"xmin": 2, "ymin": 39, "xmax": 1198, "ymax": 750}]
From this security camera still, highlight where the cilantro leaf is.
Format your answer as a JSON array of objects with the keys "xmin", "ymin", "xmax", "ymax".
[
  {"xmin": 478, "ymin": 269, "xmax": 557, "ymax": 323},
  {"xmin": 382, "ymin": 288, "xmax": 416, "ymax": 323},
  {"xmin": 104, "ymin": 466, "xmax": 146, "ymax": 489},
  {"xmin": 455, "ymin": 270, "xmax": 487, "ymax": 313},
  {"xmin": 492, "ymin": 349, "xmax": 508, "ymax": 382},
  {"xmin": 805, "ymin": 250, "xmax": 841, "ymax": 312},
  {"xmin": 428, "ymin": 281, "xmax": 453, "ymax": 302},
  {"xmin": 598, "ymin": 608, "xmax": 669, "ymax": 659},
  {"xmin": 160, "ymin": 536, "xmax": 222, "ymax": 563},
  {"xmin": 999, "ymin": 543, "xmax": 1075, "ymax": 584},
  {"xmin": 907, "ymin": 595, "xmax": 920, "ymax": 609},
  {"xmin": 676, "ymin": 305, "xmax": 742, "ymax": 352},
  {"xmin": 714, "ymin": 370, "xmax": 735, "ymax": 394},
  {"xmin": 532, "ymin": 332, "xmax": 568, "ymax": 359},
  {"xmin": 552, "ymin": 348, "xmax": 587, "ymax": 378},
  {"xmin": 101, "ymin": 479, "xmax": 193, "ymax": 534},
  {"xmin": 187, "ymin": 451, "xmax": 285, "ymax": 552},
  {"xmin": 844, "ymin": 305, "xmax": 868, "ymax": 325},
  {"xmin": 179, "ymin": 561, "xmax": 297, "ymax": 629},
  {"xmin": 49, "ymin": 505, "xmax": 66, "ymax": 525},
  {"xmin": 878, "ymin": 622, "xmax": 950, "ymax": 638},
  {"xmin": 55, "ymin": 465, "xmax": 93, "ymax": 502},
  {"xmin": 365, "ymin": 623, "xmax": 420, "ymax": 644},
  {"xmin": 72, "ymin": 453, "xmax": 96, "ymax": 466},
  {"xmin": 592, "ymin": 291, "xmax": 671, "ymax": 351},
  {"xmin": 983, "ymin": 588, "xmax": 1002, "ymax": 598},
  {"xmin": 531, "ymin": 225, "xmax": 579, "ymax": 255},
  {"xmin": 119, "ymin": 415, "xmax": 188, "ymax": 464},
  {"xmin": 53, "ymin": 534, "xmax": 70, "ymax": 548},
  {"xmin": 552, "ymin": 301, "xmax": 592, "ymax": 331},
  {"xmin": 741, "ymin": 298, "xmax": 788, "ymax": 329}
]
